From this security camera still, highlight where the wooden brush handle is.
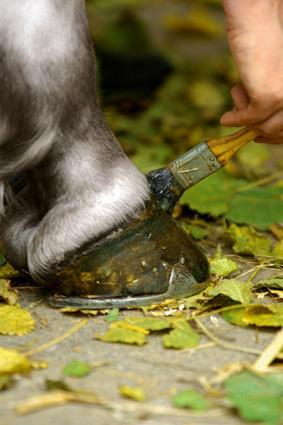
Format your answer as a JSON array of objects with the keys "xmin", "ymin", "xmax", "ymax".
[{"xmin": 208, "ymin": 127, "xmax": 258, "ymax": 165}]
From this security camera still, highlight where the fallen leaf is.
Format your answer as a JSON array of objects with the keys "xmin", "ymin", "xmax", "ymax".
[
  {"xmin": 228, "ymin": 224, "xmax": 272, "ymax": 257},
  {"xmin": 105, "ymin": 308, "xmax": 120, "ymax": 322},
  {"xmin": 182, "ymin": 223, "xmax": 209, "ymax": 240},
  {"xmin": 119, "ymin": 385, "xmax": 146, "ymax": 402},
  {"xmin": 226, "ymin": 187, "xmax": 283, "ymax": 230},
  {"xmin": 0, "ymin": 305, "xmax": 35, "ymax": 336},
  {"xmin": 0, "ymin": 348, "xmax": 32, "ymax": 375},
  {"xmin": 254, "ymin": 275, "xmax": 283, "ymax": 291},
  {"xmin": 222, "ymin": 304, "xmax": 283, "ymax": 328},
  {"xmin": 181, "ymin": 170, "xmax": 246, "ymax": 217},
  {"xmin": 163, "ymin": 319, "xmax": 200, "ymax": 349},
  {"xmin": 172, "ymin": 388, "xmax": 212, "ymax": 411},
  {"xmin": 0, "ymin": 375, "xmax": 13, "ymax": 391},
  {"xmin": 60, "ymin": 308, "xmax": 109, "ymax": 316},
  {"xmin": 63, "ymin": 360, "xmax": 92, "ymax": 378},
  {"xmin": 270, "ymin": 224, "xmax": 283, "ymax": 240},
  {"xmin": 209, "ymin": 245, "xmax": 238, "ymax": 278},
  {"xmin": 96, "ymin": 327, "xmax": 147, "ymax": 346},
  {"xmin": 272, "ymin": 240, "xmax": 283, "ymax": 259},
  {"xmin": 206, "ymin": 279, "xmax": 251, "ymax": 304},
  {"xmin": 181, "ymin": 170, "xmax": 283, "ymax": 229},
  {"xmin": 0, "ymin": 279, "xmax": 18, "ymax": 305},
  {"xmin": 111, "ymin": 321, "xmax": 149, "ymax": 335},
  {"xmin": 225, "ymin": 371, "xmax": 283, "ymax": 425},
  {"xmin": 0, "ymin": 263, "xmax": 21, "ymax": 279},
  {"xmin": 125, "ymin": 317, "xmax": 172, "ymax": 331}
]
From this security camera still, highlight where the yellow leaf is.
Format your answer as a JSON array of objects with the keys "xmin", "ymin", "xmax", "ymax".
[
  {"xmin": 228, "ymin": 224, "xmax": 272, "ymax": 257},
  {"xmin": 209, "ymin": 245, "xmax": 238, "ymax": 278},
  {"xmin": 123, "ymin": 317, "xmax": 172, "ymax": 331},
  {"xmin": 222, "ymin": 304, "xmax": 283, "ymax": 327},
  {"xmin": 0, "ymin": 279, "xmax": 18, "ymax": 305},
  {"xmin": 119, "ymin": 385, "xmax": 146, "ymax": 402},
  {"xmin": 164, "ymin": 8, "xmax": 224, "ymax": 38},
  {"xmin": 111, "ymin": 321, "xmax": 150, "ymax": 335},
  {"xmin": 0, "ymin": 305, "xmax": 35, "ymax": 336},
  {"xmin": 0, "ymin": 263, "xmax": 21, "ymax": 279},
  {"xmin": 96, "ymin": 327, "xmax": 146, "ymax": 346},
  {"xmin": 0, "ymin": 348, "xmax": 32, "ymax": 375},
  {"xmin": 272, "ymin": 240, "xmax": 283, "ymax": 259}
]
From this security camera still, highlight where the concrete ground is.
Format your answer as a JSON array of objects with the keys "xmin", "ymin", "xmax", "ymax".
[{"xmin": 0, "ymin": 281, "xmax": 278, "ymax": 425}]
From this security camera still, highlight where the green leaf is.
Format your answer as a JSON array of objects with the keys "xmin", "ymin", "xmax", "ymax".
[
  {"xmin": 119, "ymin": 385, "xmax": 146, "ymax": 402},
  {"xmin": 125, "ymin": 317, "xmax": 172, "ymax": 331},
  {"xmin": 226, "ymin": 187, "xmax": 283, "ymax": 230},
  {"xmin": 182, "ymin": 223, "xmax": 209, "ymax": 240},
  {"xmin": 63, "ymin": 360, "xmax": 92, "ymax": 378},
  {"xmin": 207, "ymin": 279, "xmax": 251, "ymax": 304},
  {"xmin": 105, "ymin": 308, "xmax": 120, "ymax": 322},
  {"xmin": 254, "ymin": 275, "xmax": 283, "ymax": 291},
  {"xmin": 180, "ymin": 169, "xmax": 283, "ymax": 230},
  {"xmin": 225, "ymin": 371, "xmax": 283, "ymax": 425},
  {"xmin": 132, "ymin": 145, "xmax": 173, "ymax": 173},
  {"xmin": 163, "ymin": 319, "xmax": 200, "ymax": 349},
  {"xmin": 181, "ymin": 170, "xmax": 246, "ymax": 217},
  {"xmin": 209, "ymin": 245, "xmax": 238, "ymax": 278},
  {"xmin": 0, "ymin": 255, "xmax": 7, "ymax": 267},
  {"xmin": 96, "ymin": 327, "xmax": 147, "ymax": 346},
  {"xmin": 173, "ymin": 388, "xmax": 212, "ymax": 411},
  {"xmin": 222, "ymin": 304, "xmax": 283, "ymax": 327},
  {"xmin": 228, "ymin": 224, "xmax": 272, "ymax": 257}
]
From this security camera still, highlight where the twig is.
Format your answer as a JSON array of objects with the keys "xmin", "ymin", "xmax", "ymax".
[
  {"xmin": 14, "ymin": 390, "xmax": 225, "ymax": 417},
  {"xmin": 253, "ymin": 328, "xmax": 283, "ymax": 372},
  {"xmin": 194, "ymin": 316, "xmax": 264, "ymax": 356},
  {"xmin": 23, "ymin": 319, "xmax": 88, "ymax": 356}
]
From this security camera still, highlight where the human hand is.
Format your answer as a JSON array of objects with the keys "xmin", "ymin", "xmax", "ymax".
[{"xmin": 221, "ymin": 0, "xmax": 283, "ymax": 144}]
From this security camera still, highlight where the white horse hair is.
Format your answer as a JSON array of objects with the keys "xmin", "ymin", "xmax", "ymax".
[{"xmin": 0, "ymin": 0, "xmax": 149, "ymax": 282}]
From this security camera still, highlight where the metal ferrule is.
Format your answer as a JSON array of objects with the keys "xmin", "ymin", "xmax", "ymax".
[{"xmin": 169, "ymin": 142, "xmax": 222, "ymax": 190}]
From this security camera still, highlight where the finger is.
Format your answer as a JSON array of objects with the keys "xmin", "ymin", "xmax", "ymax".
[
  {"xmin": 220, "ymin": 106, "xmax": 258, "ymax": 127},
  {"xmin": 231, "ymin": 84, "xmax": 249, "ymax": 111},
  {"xmin": 220, "ymin": 99, "xmax": 283, "ymax": 128},
  {"xmin": 253, "ymin": 108, "xmax": 283, "ymax": 137},
  {"xmin": 255, "ymin": 135, "xmax": 283, "ymax": 145}
]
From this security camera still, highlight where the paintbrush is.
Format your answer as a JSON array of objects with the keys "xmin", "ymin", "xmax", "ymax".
[{"xmin": 148, "ymin": 127, "xmax": 257, "ymax": 212}]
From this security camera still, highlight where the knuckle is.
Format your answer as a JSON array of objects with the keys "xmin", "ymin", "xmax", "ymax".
[{"xmin": 256, "ymin": 122, "xmax": 278, "ymax": 137}]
